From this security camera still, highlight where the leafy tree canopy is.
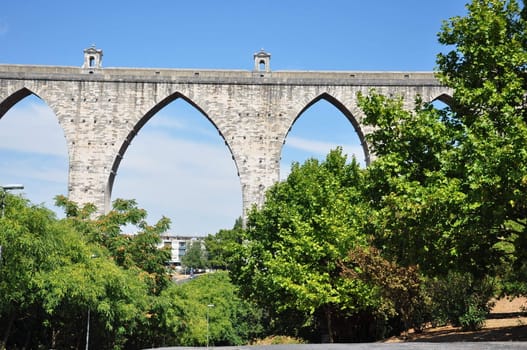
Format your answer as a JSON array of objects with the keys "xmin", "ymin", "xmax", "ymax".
[
  {"xmin": 156, "ymin": 271, "xmax": 263, "ymax": 346},
  {"xmin": 231, "ymin": 149, "xmax": 381, "ymax": 342},
  {"xmin": 205, "ymin": 217, "xmax": 244, "ymax": 270}
]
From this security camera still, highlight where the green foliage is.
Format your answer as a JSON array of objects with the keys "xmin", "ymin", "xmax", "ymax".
[
  {"xmin": 424, "ymin": 272, "xmax": 496, "ymax": 331},
  {"xmin": 251, "ymin": 335, "xmax": 306, "ymax": 345},
  {"xmin": 437, "ymin": 0, "xmax": 527, "ymax": 122},
  {"xmin": 459, "ymin": 303, "xmax": 488, "ymax": 331},
  {"xmin": 156, "ymin": 271, "xmax": 263, "ymax": 346},
  {"xmin": 358, "ymin": 91, "xmax": 490, "ymax": 275},
  {"xmin": 0, "ymin": 194, "xmax": 59, "ymax": 349},
  {"xmin": 37, "ymin": 252, "xmax": 152, "ymax": 348},
  {"xmin": 56, "ymin": 196, "xmax": 171, "ymax": 295},
  {"xmin": 340, "ymin": 246, "xmax": 426, "ymax": 334},
  {"xmin": 0, "ymin": 194, "xmax": 265, "ymax": 349},
  {"xmin": 204, "ymin": 218, "xmax": 244, "ymax": 270},
  {"xmin": 350, "ymin": 0, "xmax": 527, "ymax": 333},
  {"xmin": 231, "ymin": 149, "xmax": 380, "ymax": 342},
  {"xmin": 358, "ymin": 1, "xmax": 527, "ymax": 285},
  {"xmin": 181, "ymin": 240, "xmax": 207, "ymax": 270},
  {"xmin": 0, "ymin": 194, "xmax": 156, "ymax": 349},
  {"xmin": 436, "ymin": 0, "xmax": 527, "ymax": 289}
]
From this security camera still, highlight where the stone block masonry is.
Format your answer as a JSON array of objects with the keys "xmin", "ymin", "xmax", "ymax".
[{"xmin": 0, "ymin": 50, "xmax": 451, "ymax": 218}]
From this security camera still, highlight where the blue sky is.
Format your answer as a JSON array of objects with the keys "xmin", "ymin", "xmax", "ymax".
[{"xmin": 0, "ymin": 1, "xmax": 467, "ymax": 236}]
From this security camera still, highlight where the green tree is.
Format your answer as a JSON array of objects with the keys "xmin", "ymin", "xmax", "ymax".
[
  {"xmin": 36, "ymin": 242, "xmax": 152, "ymax": 349},
  {"xmin": 156, "ymin": 271, "xmax": 263, "ymax": 346},
  {"xmin": 357, "ymin": 92, "xmax": 483, "ymax": 275},
  {"xmin": 56, "ymin": 196, "xmax": 171, "ymax": 295},
  {"xmin": 53, "ymin": 196, "xmax": 174, "ymax": 347},
  {"xmin": 353, "ymin": 0, "xmax": 527, "ymax": 330},
  {"xmin": 231, "ymin": 149, "xmax": 381, "ymax": 342},
  {"xmin": 357, "ymin": 0, "xmax": 527, "ymax": 280},
  {"xmin": 181, "ymin": 240, "xmax": 207, "ymax": 270},
  {"xmin": 0, "ymin": 194, "xmax": 57, "ymax": 349},
  {"xmin": 205, "ymin": 218, "xmax": 244, "ymax": 270},
  {"xmin": 340, "ymin": 246, "xmax": 426, "ymax": 334},
  {"xmin": 436, "ymin": 0, "xmax": 527, "ymax": 290},
  {"xmin": 0, "ymin": 193, "xmax": 155, "ymax": 349}
]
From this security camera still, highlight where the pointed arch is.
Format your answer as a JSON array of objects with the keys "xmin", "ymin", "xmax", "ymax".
[
  {"xmin": 0, "ymin": 88, "xmax": 35, "ymax": 119},
  {"xmin": 283, "ymin": 93, "xmax": 370, "ymax": 167},
  {"xmin": 105, "ymin": 91, "xmax": 240, "ymax": 216},
  {"xmin": 0, "ymin": 88, "xmax": 69, "ymax": 212},
  {"xmin": 432, "ymin": 93, "xmax": 454, "ymax": 107}
]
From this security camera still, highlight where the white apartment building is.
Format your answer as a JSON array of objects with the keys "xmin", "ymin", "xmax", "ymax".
[{"xmin": 158, "ymin": 234, "xmax": 203, "ymax": 267}]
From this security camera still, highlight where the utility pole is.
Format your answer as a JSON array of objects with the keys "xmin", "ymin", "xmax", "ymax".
[{"xmin": 207, "ymin": 304, "xmax": 214, "ymax": 349}]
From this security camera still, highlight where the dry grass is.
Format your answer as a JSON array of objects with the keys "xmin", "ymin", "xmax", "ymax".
[
  {"xmin": 251, "ymin": 335, "xmax": 306, "ymax": 345},
  {"xmin": 384, "ymin": 297, "xmax": 527, "ymax": 343}
]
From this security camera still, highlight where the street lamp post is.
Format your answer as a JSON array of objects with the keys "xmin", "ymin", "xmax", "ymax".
[
  {"xmin": 0, "ymin": 184, "xmax": 24, "ymax": 262},
  {"xmin": 207, "ymin": 304, "xmax": 214, "ymax": 349},
  {"xmin": 86, "ymin": 254, "xmax": 98, "ymax": 350},
  {"xmin": 85, "ymin": 308, "xmax": 90, "ymax": 350}
]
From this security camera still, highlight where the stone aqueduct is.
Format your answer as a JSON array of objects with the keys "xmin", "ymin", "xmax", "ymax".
[{"xmin": 0, "ymin": 48, "xmax": 450, "ymax": 217}]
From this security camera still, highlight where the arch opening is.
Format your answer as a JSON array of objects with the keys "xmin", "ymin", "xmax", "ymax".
[
  {"xmin": 109, "ymin": 95, "xmax": 242, "ymax": 236},
  {"xmin": 0, "ymin": 91, "xmax": 68, "ymax": 215},
  {"xmin": 0, "ymin": 88, "xmax": 33, "ymax": 118},
  {"xmin": 281, "ymin": 94, "xmax": 366, "ymax": 180},
  {"xmin": 429, "ymin": 96, "xmax": 457, "ymax": 132},
  {"xmin": 430, "ymin": 97, "xmax": 451, "ymax": 111},
  {"xmin": 432, "ymin": 93, "xmax": 454, "ymax": 107}
]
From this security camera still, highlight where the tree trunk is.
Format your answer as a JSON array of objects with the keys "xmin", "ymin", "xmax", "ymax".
[
  {"xmin": 51, "ymin": 327, "xmax": 58, "ymax": 349},
  {"xmin": 325, "ymin": 306, "xmax": 334, "ymax": 343},
  {"xmin": 1, "ymin": 309, "xmax": 16, "ymax": 350}
]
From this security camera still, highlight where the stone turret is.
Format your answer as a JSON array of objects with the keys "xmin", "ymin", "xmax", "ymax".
[
  {"xmin": 82, "ymin": 46, "xmax": 103, "ymax": 69},
  {"xmin": 253, "ymin": 49, "xmax": 271, "ymax": 72}
]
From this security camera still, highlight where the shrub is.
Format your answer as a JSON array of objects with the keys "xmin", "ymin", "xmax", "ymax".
[
  {"xmin": 341, "ymin": 246, "xmax": 427, "ymax": 338},
  {"xmin": 251, "ymin": 335, "xmax": 306, "ymax": 345},
  {"xmin": 459, "ymin": 300, "xmax": 488, "ymax": 331},
  {"xmin": 425, "ymin": 271, "xmax": 496, "ymax": 331}
]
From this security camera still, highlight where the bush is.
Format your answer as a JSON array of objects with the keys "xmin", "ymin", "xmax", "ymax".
[
  {"xmin": 459, "ymin": 300, "xmax": 488, "ymax": 331},
  {"xmin": 251, "ymin": 335, "xmax": 306, "ymax": 345},
  {"xmin": 337, "ymin": 246, "xmax": 437, "ymax": 340},
  {"xmin": 425, "ymin": 271, "xmax": 496, "ymax": 331}
]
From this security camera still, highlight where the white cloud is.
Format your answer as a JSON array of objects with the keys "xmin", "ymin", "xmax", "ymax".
[
  {"xmin": 284, "ymin": 136, "xmax": 365, "ymax": 162},
  {"xmin": 280, "ymin": 136, "xmax": 365, "ymax": 180},
  {"xmin": 0, "ymin": 101, "xmax": 67, "ymax": 156},
  {"xmin": 0, "ymin": 99, "xmax": 68, "ymax": 213},
  {"xmin": 120, "ymin": 130, "xmax": 236, "ymax": 177},
  {"xmin": 0, "ymin": 155, "xmax": 67, "ymax": 184},
  {"xmin": 112, "ymin": 119, "xmax": 242, "ymax": 235},
  {"xmin": 146, "ymin": 114, "xmax": 186, "ymax": 130}
]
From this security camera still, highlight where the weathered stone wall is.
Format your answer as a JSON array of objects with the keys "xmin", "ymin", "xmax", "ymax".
[{"xmin": 0, "ymin": 64, "xmax": 451, "ymax": 217}]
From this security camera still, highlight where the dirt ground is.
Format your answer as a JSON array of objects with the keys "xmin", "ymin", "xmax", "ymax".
[{"xmin": 384, "ymin": 297, "xmax": 527, "ymax": 343}]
